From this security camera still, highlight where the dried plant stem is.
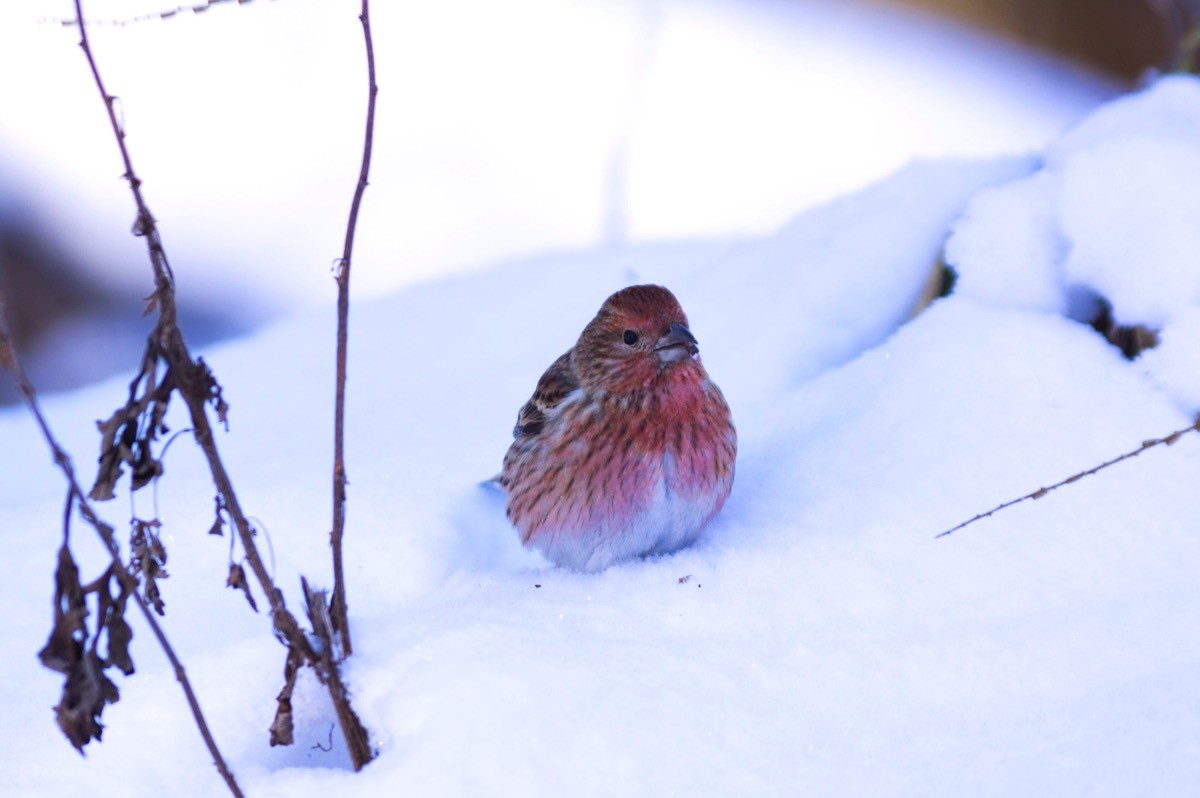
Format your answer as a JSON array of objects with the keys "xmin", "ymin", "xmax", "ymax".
[
  {"xmin": 937, "ymin": 419, "xmax": 1200, "ymax": 538},
  {"xmin": 0, "ymin": 313, "xmax": 243, "ymax": 798},
  {"xmin": 330, "ymin": 0, "xmax": 378, "ymax": 661},
  {"xmin": 51, "ymin": 0, "xmax": 263, "ymax": 27},
  {"xmin": 72, "ymin": 0, "xmax": 373, "ymax": 770}
]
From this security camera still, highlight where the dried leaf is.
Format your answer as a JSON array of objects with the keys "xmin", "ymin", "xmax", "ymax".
[
  {"xmin": 42, "ymin": 561, "xmax": 124, "ymax": 753},
  {"xmin": 105, "ymin": 611, "xmax": 135, "ymax": 676},
  {"xmin": 53, "ymin": 650, "xmax": 118, "ymax": 752},
  {"xmin": 144, "ymin": 580, "xmax": 165, "ymax": 616},
  {"xmin": 150, "ymin": 536, "xmax": 167, "ymax": 565},
  {"xmin": 104, "ymin": 581, "xmax": 135, "ymax": 677},
  {"xmin": 149, "ymin": 370, "xmax": 174, "ymax": 425},
  {"xmin": 130, "ymin": 445, "xmax": 163, "ymax": 491},
  {"xmin": 89, "ymin": 410, "xmax": 129, "ymax": 502},
  {"xmin": 226, "ymin": 563, "xmax": 258, "ymax": 612},
  {"xmin": 90, "ymin": 355, "xmax": 175, "ymax": 500},
  {"xmin": 208, "ymin": 495, "xmax": 226, "ymax": 536},
  {"xmin": 131, "ymin": 520, "xmax": 169, "ymax": 616},
  {"xmin": 269, "ymin": 698, "xmax": 294, "ymax": 748},
  {"xmin": 38, "ymin": 546, "xmax": 87, "ymax": 675},
  {"xmin": 194, "ymin": 358, "xmax": 230, "ymax": 429},
  {"xmin": 38, "ymin": 616, "xmax": 85, "ymax": 675},
  {"xmin": 270, "ymin": 650, "xmax": 302, "ymax": 747}
]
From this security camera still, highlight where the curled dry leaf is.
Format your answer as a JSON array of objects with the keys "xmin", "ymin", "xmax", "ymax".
[
  {"xmin": 130, "ymin": 446, "xmax": 164, "ymax": 491},
  {"xmin": 208, "ymin": 494, "xmax": 226, "ymax": 536},
  {"xmin": 38, "ymin": 547, "xmax": 128, "ymax": 752},
  {"xmin": 95, "ymin": 572, "xmax": 136, "ymax": 677},
  {"xmin": 38, "ymin": 546, "xmax": 87, "ymax": 675},
  {"xmin": 226, "ymin": 563, "xmax": 258, "ymax": 612},
  {"xmin": 89, "ymin": 351, "xmax": 173, "ymax": 501},
  {"xmin": 54, "ymin": 650, "xmax": 120, "ymax": 753},
  {"xmin": 130, "ymin": 519, "xmax": 169, "ymax": 616},
  {"xmin": 104, "ymin": 601, "xmax": 135, "ymax": 676},
  {"xmin": 270, "ymin": 650, "xmax": 302, "ymax": 748},
  {"xmin": 90, "ymin": 408, "xmax": 134, "ymax": 502},
  {"xmin": 268, "ymin": 699, "xmax": 294, "ymax": 749},
  {"xmin": 195, "ymin": 358, "xmax": 230, "ymax": 429}
]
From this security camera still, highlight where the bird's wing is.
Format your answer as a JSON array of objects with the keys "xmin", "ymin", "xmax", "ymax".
[{"xmin": 513, "ymin": 350, "xmax": 578, "ymax": 439}]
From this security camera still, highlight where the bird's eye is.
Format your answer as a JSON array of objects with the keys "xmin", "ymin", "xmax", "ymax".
[{"xmin": 623, "ymin": 330, "xmax": 639, "ymax": 346}]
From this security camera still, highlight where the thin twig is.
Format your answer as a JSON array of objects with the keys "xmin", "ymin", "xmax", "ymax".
[
  {"xmin": 0, "ymin": 309, "xmax": 243, "ymax": 798},
  {"xmin": 330, "ymin": 0, "xmax": 377, "ymax": 660},
  {"xmin": 71, "ymin": 0, "xmax": 373, "ymax": 770},
  {"xmin": 937, "ymin": 419, "xmax": 1200, "ymax": 538},
  {"xmin": 48, "ymin": 0, "xmax": 264, "ymax": 27}
]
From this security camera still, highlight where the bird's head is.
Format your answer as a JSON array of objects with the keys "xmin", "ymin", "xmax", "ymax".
[{"xmin": 573, "ymin": 284, "xmax": 702, "ymax": 394}]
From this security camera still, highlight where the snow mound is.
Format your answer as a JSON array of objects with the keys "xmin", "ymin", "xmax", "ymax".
[{"xmin": 947, "ymin": 75, "xmax": 1200, "ymax": 410}]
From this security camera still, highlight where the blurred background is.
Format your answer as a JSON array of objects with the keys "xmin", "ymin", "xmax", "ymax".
[{"xmin": 0, "ymin": 0, "xmax": 1192, "ymax": 403}]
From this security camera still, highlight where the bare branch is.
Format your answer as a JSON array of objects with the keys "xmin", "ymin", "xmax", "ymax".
[
  {"xmin": 0, "ymin": 299, "xmax": 242, "ymax": 797},
  {"xmin": 71, "ymin": 0, "xmax": 373, "ymax": 770},
  {"xmin": 937, "ymin": 418, "xmax": 1200, "ymax": 538},
  {"xmin": 330, "ymin": 0, "xmax": 378, "ymax": 662},
  {"xmin": 47, "ymin": 0, "xmax": 265, "ymax": 27}
]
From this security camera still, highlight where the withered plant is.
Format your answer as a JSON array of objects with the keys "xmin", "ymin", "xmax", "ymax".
[
  {"xmin": 0, "ymin": 0, "xmax": 381, "ymax": 792},
  {"xmin": 0, "ymin": 310, "xmax": 243, "ymax": 796}
]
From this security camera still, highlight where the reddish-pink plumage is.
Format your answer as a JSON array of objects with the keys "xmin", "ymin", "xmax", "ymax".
[{"xmin": 500, "ymin": 284, "xmax": 736, "ymax": 571}]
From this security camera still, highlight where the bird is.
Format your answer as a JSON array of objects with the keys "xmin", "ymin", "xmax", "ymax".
[{"xmin": 500, "ymin": 284, "xmax": 736, "ymax": 572}]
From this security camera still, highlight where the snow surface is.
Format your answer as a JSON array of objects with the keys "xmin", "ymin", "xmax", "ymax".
[
  {"xmin": 0, "ymin": 0, "xmax": 1116, "ymax": 315},
  {"xmin": 948, "ymin": 74, "xmax": 1200, "ymax": 409},
  {"xmin": 3, "ymin": 77, "xmax": 1200, "ymax": 796}
]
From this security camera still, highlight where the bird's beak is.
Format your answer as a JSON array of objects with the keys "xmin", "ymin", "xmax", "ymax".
[{"xmin": 655, "ymin": 322, "xmax": 699, "ymax": 362}]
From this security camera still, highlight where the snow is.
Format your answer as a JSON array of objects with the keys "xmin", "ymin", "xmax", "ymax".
[
  {"xmin": 1142, "ymin": 306, "xmax": 1200, "ymax": 410},
  {"xmin": 948, "ymin": 74, "xmax": 1200, "ymax": 407},
  {"xmin": 4, "ymin": 72, "xmax": 1200, "ymax": 795}
]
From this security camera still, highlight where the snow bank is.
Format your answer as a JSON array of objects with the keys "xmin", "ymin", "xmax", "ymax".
[
  {"xmin": 948, "ymin": 75, "xmax": 1200, "ymax": 411},
  {"xmin": 4, "ymin": 78, "xmax": 1200, "ymax": 797}
]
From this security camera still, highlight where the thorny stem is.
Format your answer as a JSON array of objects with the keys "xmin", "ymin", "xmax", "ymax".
[
  {"xmin": 72, "ymin": 0, "xmax": 373, "ymax": 770},
  {"xmin": 937, "ymin": 419, "xmax": 1200, "ymax": 538},
  {"xmin": 330, "ymin": 0, "xmax": 378, "ymax": 661},
  {"xmin": 0, "ymin": 309, "xmax": 244, "ymax": 798}
]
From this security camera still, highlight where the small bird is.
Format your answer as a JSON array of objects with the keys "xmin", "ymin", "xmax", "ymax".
[{"xmin": 500, "ymin": 284, "xmax": 736, "ymax": 571}]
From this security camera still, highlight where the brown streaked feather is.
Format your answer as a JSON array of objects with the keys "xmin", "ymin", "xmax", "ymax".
[{"xmin": 512, "ymin": 350, "xmax": 579, "ymax": 439}]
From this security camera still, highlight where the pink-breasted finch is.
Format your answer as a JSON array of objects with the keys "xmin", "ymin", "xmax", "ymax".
[{"xmin": 500, "ymin": 284, "xmax": 736, "ymax": 571}]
